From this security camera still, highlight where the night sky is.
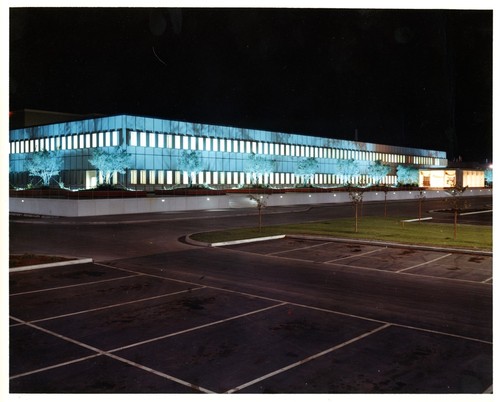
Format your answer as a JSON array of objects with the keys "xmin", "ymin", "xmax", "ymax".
[{"xmin": 9, "ymin": 7, "xmax": 493, "ymax": 162}]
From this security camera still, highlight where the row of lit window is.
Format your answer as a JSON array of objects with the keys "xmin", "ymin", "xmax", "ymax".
[
  {"xmin": 129, "ymin": 169, "xmax": 397, "ymax": 186},
  {"xmin": 9, "ymin": 129, "xmax": 441, "ymax": 167},
  {"xmin": 9, "ymin": 131, "xmax": 120, "ymax": 154},
  {"xmin": 128, "ymin": 131, "xmax": 440, "ymax": 166}
]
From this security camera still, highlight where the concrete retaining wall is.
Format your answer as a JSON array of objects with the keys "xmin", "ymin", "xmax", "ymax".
[{"xmin": 9, "ymin": 188, "xmax": 492, "ymax": 217}]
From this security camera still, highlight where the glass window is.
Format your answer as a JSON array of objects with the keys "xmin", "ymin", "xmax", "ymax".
[
  {"xmin": 198, "ymin": 137, "xmax": 205, "ymax": 150},
  {"xmin": 60, "ymin": 137, "xmax": 66, "ymax": 150},
  {"xmin": 85, "ymin": 133, "xmax": 91, "ymax": 148},
  {"xmin": 191, "ymin": 136, "xmax": 197, "ymax": 150},
  {"xmin": 105, "ymin": 132, "xmax": 111, "ymax": 147},
  {"xmin": 174, "ymin": 135, "xmax": 181, "ymax": 149},
  {"xmin": 98, "ymin": 132, "xmax": 104, "ymax": 147},
  {"xmin": 174, "ymin": 171, "xmax": 181, "ymax": 184},
  {"xmin": 34, "ymin": 139, "xmax": 39, "ymax": 152},
  {"xmin": 183, "ymin": 136, "xmax": 189, "ymax": 150},
  {"xmin": 129, "ymin": 130, "xmax": 137, "ymax": 146},
  {"xmin": 157, "ymin": 170, "xmax": 164, "ymax": 184},
  {"xmin": 130, "ymin": 170, "xmax": 137, "ymax": 184},
  {"xmin": 149, "ymin": 133, "xmax": 156, "ymax": 148},
  {"xmin": 239, "ymin": 140, "xmax": 245, "ymax": 153},
  {"xmin": 210, "ymin": 138, "xmax": 216, "ymax": 151},
  {"xmin": 112, "ymin": 131, "xmax": 119, "ymax": 146},
  {"xmin": 140, "ymin": 132, "xmax": 147, "ymax": 147},
  {"xmin": 149, "ymin": 170, "xmax": 156, "ymax": 184},
  {"xmin": 233, "ymin": 140, "xmax": 239, "ymax": 153},
  {"xmin": 91, "ymin": 133, "xmax": 97, "ymax": 147},
  {"xmin": 269, "ymin": 143, "xmax": 274, "ymax": 155},
  {"xmin": 219, "ymin": 139, "xmax": 225, "ymax": 152},
  {"xmin": 140, "ymin": 170, "xmax": 147, "ymax": 184},
  {"xmin": 156, "ymin": 134, "xmax": 164, "ymax": 148}
]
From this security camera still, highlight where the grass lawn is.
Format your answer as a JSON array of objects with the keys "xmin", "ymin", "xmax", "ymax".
[{"xmin": 189, "ymin": 216, "xmax": 492, "ymax": 251}]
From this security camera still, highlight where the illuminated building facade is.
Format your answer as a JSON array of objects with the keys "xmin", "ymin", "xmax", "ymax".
[
  {"xmin": 418, "ymin": 168, "xmax": 485, "ymax": 188},
  {"xmin": 9, "ymin": 114, "xmax": 448, "ymax": 190}
]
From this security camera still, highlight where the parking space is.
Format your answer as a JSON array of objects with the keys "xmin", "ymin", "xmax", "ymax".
[
  {"xmin": 224, "ymin": 237, "xmax": 493, "ymax": 283},
  {"xmin": 9, "ymin": 253, "xmax": 492, "ymax": 393}
]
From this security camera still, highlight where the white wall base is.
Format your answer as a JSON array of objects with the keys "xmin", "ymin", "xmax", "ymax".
[{"xmin": 9, "ymin": 188, "xmax": 492, "ymax": 217}]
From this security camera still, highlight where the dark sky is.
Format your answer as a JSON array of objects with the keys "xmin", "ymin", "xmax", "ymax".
[{"xmin": 9, "ymin": 7, "xmax": 492, "ymax": 162}]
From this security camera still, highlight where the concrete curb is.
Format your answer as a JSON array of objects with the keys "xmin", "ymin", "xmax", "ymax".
[
  {"xmin": 9, "ymin": 257, "xmax": 94, "ymax": 273},
  {"xmin": 184, "ymin": 234, "xmax": 286, "ymax": 247}
]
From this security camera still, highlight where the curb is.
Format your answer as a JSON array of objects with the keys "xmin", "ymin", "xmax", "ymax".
[
  {"xmin": 185, "ymin": 234, "xmax": 286, "ymax": 248},
  {"xmin": 9, "ymin": 257, "xmax": 94, "ymax": 273}
]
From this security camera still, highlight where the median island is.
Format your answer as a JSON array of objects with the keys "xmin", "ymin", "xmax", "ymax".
[{"xmin": 189, "ymin": 216, "xmax": 492, "ymax": 251}]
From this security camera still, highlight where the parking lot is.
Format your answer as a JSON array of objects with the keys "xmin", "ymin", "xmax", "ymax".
[{"xmin": 9, "ymin": 236, "xmax": 492, "ymax": 394}]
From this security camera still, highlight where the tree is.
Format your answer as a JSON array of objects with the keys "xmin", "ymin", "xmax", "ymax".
[
  {"xmin": 484, "ymin": 168, "xmax": 493, "ymax": 186},
  {"xmin": 296, "ymin": 157, "xmax": 319, "ymax": 186},
  {"xmin": 336, "ymin": 159, "xmax": 360, "ymax": 185},
  {"xmin": 26, "ymin": 150, "xmax": 63, "ymax": 187},
  {"xmin": 178, "ymin": 150, "xmax": 203, "ymax": 187},
  {"xmin": 444, "ymin": 185, "xmax": 469, "ymax": 240},
  {"xmin": 396, "ymin": 164, "xmax": 419, "ymax": 185},
  {"xmin": 415, "ymin": 190, "xmax": 426, "ymax": 222},
  {"xmin": 348, "ymin": 188, "xmax": 364, "ymax": 233},
  {"xmin": 369, "ymin": 160, "xmax": 391, "ymax": 185},
  {"xmin": 248, "ymin": 194, "xmax": 268, "ymax": 232},
  {"xmin": 89, "ymin": 147, "xmax": 132, "ymax": 185},
  {"xmin": 245, "ymin": 153, "xmax": 275, "ymax": 185}
]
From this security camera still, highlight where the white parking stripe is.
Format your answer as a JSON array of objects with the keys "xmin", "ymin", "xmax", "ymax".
[
  {"xmin": 9, "ymin": 317, "xmax": 216, "ymax": 393},
  {"xmin": 324, "ymin": 247, "xmax": 385, "ymax": 263},
  {"xmin": 225, "ymin": 323, "xmax": 391, "ymax": 393},
  {"xmin": 10, "ymin": 274, "xmax": 141, "ymax": 296},
  {"xmin": 108, "ymin": 302, "xmax": 287, "ymax": 353},
  {"xmin": 23, "ymin": 287, "xmax": 206, "ymax": 324},
  {"xmin": 10, "ymin": 354, "xmax": 101, "ymax": 380},
  {"xmin": 267, "ymin": 241, "xmax": 332, "ymax": 255},
  {"xmin": 396, "ymin": 253, "xmax": 452, "ymax": 273}
]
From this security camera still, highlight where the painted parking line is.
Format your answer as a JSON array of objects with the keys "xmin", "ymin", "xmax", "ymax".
[
  {"xmin": 10, "ymin": 353, "xmax": 101, "ymax": 380},
  {"xmin": 324, "ymin": 247, "xmax": 385, "ymax": 263},
  {"xmin": 9, "ymin": 316, "xmax": 216, "ymax": 393},
  {"xmin": 10, "ymin": 274, "xmax": 141, "ymax": 297},
  {"xmin": 266, "ymin": 241, "xmax": 332, "ymax": 256},
  {"xmin": 395, "ymin": 253, "xmax": 452, "ymax": 273},
  {"xmin": 225, "ymin": 323, "xmax": 392, "ymax": 393},
  {"xmin": 108, "ymin": 302, "xmax": 287, "ymax": 353},
  {"xmin": 15, "ymin": 287, "xmax": 206, "ymax": 325}
]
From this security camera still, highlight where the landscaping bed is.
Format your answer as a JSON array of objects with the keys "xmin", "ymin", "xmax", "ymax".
[{"xmin": 9, "ymin": 254, "xmax": 76, "ymax": 268}]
